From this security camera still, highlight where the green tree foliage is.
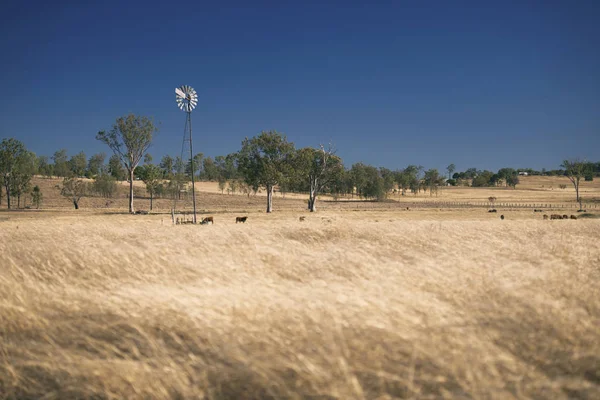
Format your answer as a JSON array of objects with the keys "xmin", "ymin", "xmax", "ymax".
[
  {"xmin": 160, "ymin": 155, "xmax": 175, "ymax": 178},
  {"xmin": 202, "ymin": 156, "xmax": 219, "ymax": 181},
  {"xmin": 37, "ymin": 155, "xmax": 53, "ymax": 177},
  {"xmin": 471, "ymin": 170, "xmax": 495, "ymax": 187},
  {"xmin": 362, "ymin": 166, "xmax": 386, "ymax": 200},
  {"xmin": 97, "ymin": 114, "xmax": 156, "ymax": 213},
  {"xmin": 223, "ymin": 153, "xmax": 239, "ymax": 180},
  {"xmin": 379, "ymin": 167, "xmax": 396, "ymax": 195},
  {"xmin": 139, "ymin": 163, "xmax": 162, "ymax": 210},
  {"xmin": 10, "ymin": 151, "xmax": 37, "ymax": 208},
  {"xmin": 349, "ymin": 163, "xmax": 386, "ymax": 200},
  {"xmin": 61, "ymin": 177, "xmax": 87, "ymax": 209},
  {"xmin": 237, "ymin": 130, "xmax": 295, "ymax": 213},
  {"xmin": 497, "ymin": 168, "xmax": 516, "ymax": 187},
  {"xmin": 185, "ymin": 153, "xmax": 203, "ymax": 178},
  {"xmin": 31, "ymin": 185, "xmax": 43, "ymax": 209},
  {"xmin": 107, "ymin": 154, "xmax": 127, "ymax": 181},
  {"xmin": 174, "ymin": 156, "xmax": 186, "ymax": 174},
  {"xmin": 349, "ymin": 163, "xmax": 369, "ymax": 197},
  {"xmin": 446, "ymin": 163, "xmax": 456, "ymax": 180},
  {"xmin": 506, "ymin": 174, "xmax": 520, "ymax": 189},
  {"xmin": 0, "ymin": 138, "xmax": 33, "ymax": 209},
  {"xmin": 52, "ymin": 149, "xmax": 69, "ymax": 177},
  {"xmin": 423, "ymin": 169, "xmax": 444, "ymax": 196},
  {"xmin": 395, "ymin": 165, "xmax": 421, "ymax": 195},
  {"xmin": 68, "ymin": 151, "xmax": 87, "ymax": 177},
  {"xmin": 218, "ymin": 176, "xmax": 227, "ymax": 194},
  {"xmin": 561, "ymin": 159, "xmax": 593, "ymax": 210},
  {"xmin": 87, "ymin": 153, "xmax": 106, "ymax": 177},
  {"xmin": 92, "ymin": 174, "xmax": 118, "ymax": 198},
  {"xmin": 293, "ymin": 145, "xmax": 344, "ymax": 211}
]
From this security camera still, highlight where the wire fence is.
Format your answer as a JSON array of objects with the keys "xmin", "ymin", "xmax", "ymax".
[{"xmin": 321, "ymin": 200, "xmax": 599, "ymax": 211}]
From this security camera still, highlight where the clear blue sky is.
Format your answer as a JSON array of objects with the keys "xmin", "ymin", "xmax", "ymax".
[{"xmin": 1, "ymin": 0, "xmax": 598, "ymax": 172}]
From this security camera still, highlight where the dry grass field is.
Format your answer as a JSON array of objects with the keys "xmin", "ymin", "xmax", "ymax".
[
  {"xmin": 1, "ymin": 177, "xmax": 600, "ymax": 399},
  {"xmin": 8, "ymin": 175, "xmax": 600, "ymax": 213}
]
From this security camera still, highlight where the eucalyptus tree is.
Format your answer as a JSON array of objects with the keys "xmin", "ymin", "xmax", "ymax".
[
  {"xmin": 140, "ymin": 163, "xmax": 162, "ymax": 210},
  {"xmin": 10, "ymin": 151, "xmax": 37, "ymax": 207},
  {"xmin": 294, "ymin": 144, "xmax": 343, "ymax": 212},
  {"xmin": 237, "ymin": 131, "xmax": 295, "ymax": 213},
  {"xmin": 97, "ymin": 114, "xmax": 157, "ymax": 213},
  {"xmin": 0, "ymin": 138, "xmax": 31, "ymax": 209},
  {"xmin": 108, "ymin": 154, "xmax": 127, "ymax": 181},
  {"xmin": 38, "ymin": 155, "xmax": 53, "ymax": 177},
  {"xmin": 160, "ymin": 155, "xmax": 175, "ymax": 178},
  {"xmin": 446, "ymin": 163, "xmax": 456, "ymax": 180},
  {"xmin": 52, "ymin": 149, "xmax": 69, "ymax": 177},
  {"xmin": 87, "ymin": 152, "xmax": 106, "ymax": 177},
  {"xmin": 423, "ymin": 168, "xmax": 444, "ymax": 196},
  {"xmin": 61, "ymin": 177, "xmax": 87, "ymax": 209},
  {"xmin": 69, "ymin": 151, "xmax": 87, "ymax": 177},
  {"xmin": 561, "ymin": 159, "xmax": 593, "ymax": 210}
]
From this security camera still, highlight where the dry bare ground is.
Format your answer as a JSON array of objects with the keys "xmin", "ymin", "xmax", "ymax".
[{"xmin": 1, "ymin": 209, "xmax": 599, "ymax": 399}]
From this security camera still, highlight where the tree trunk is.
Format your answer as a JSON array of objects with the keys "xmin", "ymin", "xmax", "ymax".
[
  {"xmin": 266, "ymin": 185, "xmax": 273, "ymax": 213},
  {"xmin": 73, "ymin": 199, "xmax": 79, "ymax": 210},
  {"xmin": 309, "ymin": 196, "xmax": 317, "ymax": 212},
  {"xmin": 309, "ymin": 180, "xmax": 317, "ymax": 212},
  {"xmin": 5, "ymin": 183, "xmax": 11, "ymax": 209},
  {"xmin": 128, "ymin": 169, "xmax": 135, "ymax": 213},
  {"xmin": 150, "ymin": 193, "xmax": 153, "ymax": 211}
]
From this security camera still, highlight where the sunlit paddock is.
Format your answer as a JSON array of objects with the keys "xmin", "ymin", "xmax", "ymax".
[
  {"xmin": 15, "ymin": 175, "xmax": 600, "ymax": 213},
  {"xmin": 1, "ymin": 209, "xmax": 599, "ymax": 399}
]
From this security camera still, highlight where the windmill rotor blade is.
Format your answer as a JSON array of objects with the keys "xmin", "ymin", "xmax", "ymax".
[{"xmin": 175, "ymin": 87, "xmax": 186, "ymax": 98}]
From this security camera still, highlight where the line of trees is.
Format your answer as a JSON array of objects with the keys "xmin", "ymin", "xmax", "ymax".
[{"xmin": 2, "ymin": 114, "xmax": 599, "ymax": 212}]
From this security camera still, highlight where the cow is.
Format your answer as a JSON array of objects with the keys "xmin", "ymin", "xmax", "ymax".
[
  {"xmin": 236, "ymin": 216, "xmax": 248, "ymax": 223},
  {"xmin": 550, "ymin": 214, "xmax": 562, "ymax": 220},
  {"xmin": 570, "ymin": 215, "xmax": 577, "ymax": 220},
  {"xmin": 562, "ymin": 215, "xmax": 569, "ymax": 220},
  {"xmin": 299, "ymin": 216, "xmax": 306, "ymax": 222},
  {"xmin": 500, "ymin": 215, "xmax": 504, "ymax": 220},
  {"xmin": 201, "ymin": 216, "xmax": 214, "ymax": 225},
  {"xmin": 488, "ymin": 209, "xmax": 497, "ymax": 213},
  {"xmin": 543, "ymin": 215, "xmax": 549, "ymax": 220}
]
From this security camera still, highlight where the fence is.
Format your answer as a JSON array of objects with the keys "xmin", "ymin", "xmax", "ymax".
[
  {"xmin": 396, "ymin": 201, "xmax": 598, "ymax": 210},
  {"xmin": 321, "ymin": 200, "xmax": 598, "ymax": 211}
]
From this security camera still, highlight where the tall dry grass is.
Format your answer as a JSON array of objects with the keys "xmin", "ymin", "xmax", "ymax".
[{"xmin": 1, "ymin": 212, "xmax": 599, "ymax": 399}]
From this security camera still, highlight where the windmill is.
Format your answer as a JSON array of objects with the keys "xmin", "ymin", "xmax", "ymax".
[{"xmin": 175, "ymin": 85, "xmax": 199, "ymax": 223}]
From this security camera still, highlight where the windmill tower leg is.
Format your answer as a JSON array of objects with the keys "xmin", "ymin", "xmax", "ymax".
[{"xmin": 188, "ymin": 112, "xmax": 197, "ymax": 224}]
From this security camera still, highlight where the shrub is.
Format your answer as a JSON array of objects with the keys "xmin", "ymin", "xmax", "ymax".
[{"xmin": 93, "ymin": 174, "xmax": 118, "ymax": 198}]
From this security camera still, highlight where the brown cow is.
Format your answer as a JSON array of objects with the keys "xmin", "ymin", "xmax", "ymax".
[
  {"xmin": 570, "ymin": 215, "xmax": 578, "ymax": 220},
  {"xmin": 543, "ymin": 215, "xmax": 549, "ymax": 220},
  {"xmin": 562, "ymin": 215, "xmax": 569, "ymax": 220},
  {"xmin": 550, "ymin": 214, "xmax": 562, "ymax": 220},
  {"xmin": 201, "ymin": 216, "xmax": 214, "ymax": 225},
  {"xmin": 236, "ymin": 216, "xmax": 248, "ymax": 223},
  {"xmin": 299, "ymin": 216, "xmax": 306, "ymax": 222}
]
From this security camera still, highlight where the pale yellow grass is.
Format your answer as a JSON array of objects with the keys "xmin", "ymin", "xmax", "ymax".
[{"xmin": 1, "ymin": 210, "xmax": 599, "ymax": 399}]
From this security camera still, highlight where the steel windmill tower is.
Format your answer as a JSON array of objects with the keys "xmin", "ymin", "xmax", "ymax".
[{"xmin": 175, "ymin": 85, "xmax": 199, "ymax": 223}]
